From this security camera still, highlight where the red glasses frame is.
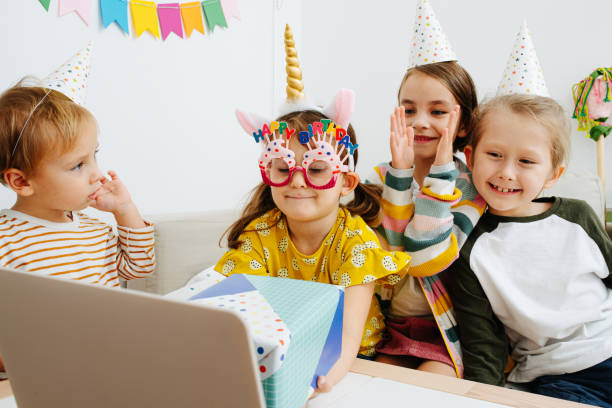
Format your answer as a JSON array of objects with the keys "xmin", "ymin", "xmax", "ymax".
[{"xmin": 260, "ymin": 167, "xmax": 339, "ymax": 190}]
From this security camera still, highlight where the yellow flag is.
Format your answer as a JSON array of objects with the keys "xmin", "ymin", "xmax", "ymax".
[
  {"xmin": 130, "ymin": 0, "xmax": 160, "ymax": 38},
  {"xmin": 181, "ymin": 2, "xmax": 205, "ymax": 37}
]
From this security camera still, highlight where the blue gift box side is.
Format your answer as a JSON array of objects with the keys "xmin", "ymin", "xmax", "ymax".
[{"xmin": 310, "ymin": 288, "xmax": 343, "ymax": 389}]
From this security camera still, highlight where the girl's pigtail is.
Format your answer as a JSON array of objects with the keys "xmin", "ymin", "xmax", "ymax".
[
  {"xmin": 221, "ymin": 183, "xmax": 276, "ymax": 249},
  {"xmin": 345, "ymin": 182, "xmax": 383, "ymax": 227}
]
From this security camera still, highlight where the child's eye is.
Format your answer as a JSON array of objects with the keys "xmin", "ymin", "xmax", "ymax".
[
  {"xmin": 520, "ymin": 158, "xmax": 535, "ymax": 165},
  {"xmin": 486, "ymin": 152, "xmax": 501, "ymax": 158},
  {"xmin": 404, "ymin": 108, "xmax": 415, "ymax": 115},
  {"xmin": 71, "ymin": 162, "xmax": 84, "ymax": 171},
  {"xmin": 432, "ymin": 110, "xmax": 448, "ymax": 116}
]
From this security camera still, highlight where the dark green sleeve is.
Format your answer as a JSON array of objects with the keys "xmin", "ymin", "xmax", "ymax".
[{"xmin": 448, "ymin": 260, "xmax": 508, "ymax": 386}]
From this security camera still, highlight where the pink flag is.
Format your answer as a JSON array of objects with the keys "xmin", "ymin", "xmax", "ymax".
[
  {"xmin": 157, "ymin": 3, "xmax": 184, "ymax": 40},
  {"xmin": 58, "ymin": 0, "xmax": 92, "ymax": 25},
  {"xmin": 221, "ymin": 0, "xmax": 240, "ymax": 22}
]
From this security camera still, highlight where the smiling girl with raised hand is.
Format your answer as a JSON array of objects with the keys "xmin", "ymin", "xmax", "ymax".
[{"xmin": 372, "ymin": 0, "xmax": 485, "ymax": 379}]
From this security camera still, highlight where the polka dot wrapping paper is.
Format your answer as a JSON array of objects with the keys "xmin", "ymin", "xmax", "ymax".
[
  {"xmin": 191, "ymin": 288, "xmax": 290, "ymax": 380},
  {"xmin": 409, "ymin": 0, "xmax": 456, "ymax": 67},
  {"xmin": 497, "ymin": 20, "xmax": 549, "ymax": 97},
  {"xmin": 189, "ymin": 274, "xmax": 343, "ymax": 408}
]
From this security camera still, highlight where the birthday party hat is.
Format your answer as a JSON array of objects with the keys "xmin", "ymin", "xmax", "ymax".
[
  {"xmin": 42, "ymin": 41, "xmax": 93, "ymax": 105},
  {"xmin": 497, "ymin": 21, "xmax": 548, "ymax": 97},
  {"xmin": 408, "ymin": 0, "xmax": 456, "ymax": 67}
]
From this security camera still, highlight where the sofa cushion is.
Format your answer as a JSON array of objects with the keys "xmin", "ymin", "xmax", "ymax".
[{"xmin": 127, "ymin": 210, "xmax": 239, "ymax": 294}]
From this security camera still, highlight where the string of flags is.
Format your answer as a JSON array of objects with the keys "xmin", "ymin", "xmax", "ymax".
[{"xmin": 37, "ymin": 0, "xmax": 240, "ymax": 40}]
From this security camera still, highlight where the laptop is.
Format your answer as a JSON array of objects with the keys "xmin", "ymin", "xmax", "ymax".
[{"xmin": 0, "ymin": 267, "xmax": 265, "ymax": 408}]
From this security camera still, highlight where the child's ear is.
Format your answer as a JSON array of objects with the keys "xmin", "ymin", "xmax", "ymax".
[
  {"xmin": 340, "ymin": 172, "xmax": 360, "ymax": 196},
  {"xmin": 4, "ymin": 169, "xmax": 34, "ymax": 196},
  {"xmin": 463, "ymin": 145, "xmax": 474, "ymax": 171},
  {"xmin": 543, "ymin": 165, "xmax": 565, "ymax": 189}
]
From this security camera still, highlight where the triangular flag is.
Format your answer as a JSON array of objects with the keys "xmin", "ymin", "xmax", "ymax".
[
  {"xmin": 158, "ymin": 3, "xmax": 184, "ymax": 40},
  {"xmin": 497, "ymin": 21, "xmax": 549, "ymax": 97},
  {"xmin": 58, "ymin": 0, "xmax": 92, "ymax": 26},
  {"xmin": 201, "ymin": 0, "xmax": 227, "ymax": 32},
  {"xmin": 100, "ymin": 0, "xmax": 129, "ymax": 34},
  {"xmin": 408, "ymin": 0, "xmax": 456, "ymax": 67},
  {"xmin": 39, "ymin": 0, "xmax": 51, "ymax": 11},
  {"xmin": 221, "ymin": 0, "xmax": 240, "ymax": 22},
  {"xmin": 42, "ymin": 41, "xmax": 93, "ymax": 106},
  {"xmin": 180, "ymin": 2, "xmax": 205, "ymax": 37},
  {"xmin": 130, "ymin": 0, "xmax": 161, "ymax": 39}
]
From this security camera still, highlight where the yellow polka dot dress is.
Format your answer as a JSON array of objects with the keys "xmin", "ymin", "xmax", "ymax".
[{"xmin": 214, "ymin": 207, "xmax": 411, "ymax": 356}]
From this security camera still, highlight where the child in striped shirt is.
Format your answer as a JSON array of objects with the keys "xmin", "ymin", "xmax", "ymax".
[
  {"xmin": 0, "ymin": 82, "xmax": 156, "ymax": 372},
  {"xmin": 372, "ymin": 61, "xmax": 486, "ymax": 378}
]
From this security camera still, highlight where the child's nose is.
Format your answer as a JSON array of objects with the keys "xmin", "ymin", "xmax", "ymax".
[
  {"xmin": 90, "ymin": 163, "xmax": 104, "ymax": 184},
  {"xmin": 411, "ymin": 112, "xmax": 429, "ymax": 129},
  {"xmin": 498, "ymin": 160, "xmax": 516, "ymax": 180},
  {"xmin": 289, "ymin": 168, "xmax": 307, "ymax": 188}
]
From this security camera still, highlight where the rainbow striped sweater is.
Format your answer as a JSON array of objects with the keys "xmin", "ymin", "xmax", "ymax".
[{"xmin": 372, "ymin": 158, "xmax": 486, "ymax": 378}]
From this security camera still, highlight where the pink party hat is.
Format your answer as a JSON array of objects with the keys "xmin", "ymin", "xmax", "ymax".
[
  {"xmin": 408, "ymin": 0, "xmax": 456, "ymax": 67},
  {"xmin": 42, "ymin": 41, "xmax": 93, "ymax": 105},
  {"xmin": 497, "ymin": 21, "xmax": 549, "ymax": 97}
]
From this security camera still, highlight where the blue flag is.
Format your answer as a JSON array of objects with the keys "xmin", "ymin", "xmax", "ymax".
[{"xmin": 100, "ymin": 0, "xmax": 129, "ymax": 34}]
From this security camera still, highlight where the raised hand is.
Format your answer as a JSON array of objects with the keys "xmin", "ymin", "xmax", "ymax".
[
  {"xmin": 433, "ymin": 105, "xmax": 460, "ymax": 167},
  {"xmin": 89, "ymin": 171, "xmax": 145, "ymax": 228},
  {"xmin": 390, "ymin": 106, "xmax": 414, "ymax": 170}
]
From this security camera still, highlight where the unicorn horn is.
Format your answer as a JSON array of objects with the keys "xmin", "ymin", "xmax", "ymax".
[{"xmin": 284, "ymin": 24, "xmax": 305, "ymax": 101}]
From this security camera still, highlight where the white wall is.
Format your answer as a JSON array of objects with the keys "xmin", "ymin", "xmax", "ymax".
[
  {"xmin": 0, "ymin": 1, "xmax": 300, "ymax": 220},
  {"xmin": 1, "ymin": 1, "xmax": 612, "ymax": 219}
]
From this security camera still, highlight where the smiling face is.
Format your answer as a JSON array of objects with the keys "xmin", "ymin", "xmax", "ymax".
[
  {"xmin": 398, "ymin": 71, "xmax": 465, "ymax": 161},
  {"xmin": 465, "ymin": 109, "xmax": 563, "ymax": 217},
  {"xmin": 22, "ymin": 118, "xmax": 103, "ymax": 221},
  {"xmin": 270, "ymin": 137, "xmax": 356, "ymax": 225}
]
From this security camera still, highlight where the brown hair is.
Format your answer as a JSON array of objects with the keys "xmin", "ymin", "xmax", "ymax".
[
  {"xmin": 398, "ymin": 61, "xmax": 478, "ymax": 152},
  {"xmin": 223, "ymin": 109, "xmax": 382, "ymax": 249},
  {"xmin": 470, "ymin": 94, "xmax": 570, "ymax": 169},
  {"xmin": 0, "ymin": 78, "xmax": 96, "ymax": 185}
]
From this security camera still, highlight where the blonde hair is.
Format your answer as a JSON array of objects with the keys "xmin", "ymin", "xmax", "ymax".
[
  {"xmin": 0, "ymin": 79, "xmax": 96, "ymax": 185},
  {"xmin": 223, "ymin": 110, "xmax": 382, "ymax": 249},
  {"xmin": 471, "ymin": 94, "xmax": 570, "ymax": 169},
  {"xmin": 398, "ymin": 61, "xmax": 478, "ymax": 152}
]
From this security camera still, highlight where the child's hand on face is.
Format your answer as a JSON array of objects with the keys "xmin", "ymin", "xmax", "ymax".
[
  {"xmin": 89, "ymin": 171, "xmax": 146, "ymax": 228},
  {"xmin": 89, "ymin": 171, "xmax": 135, "ymax": 216},
  {"xmin": 390, "ymin": 106, "xmax": 415, "ymax": 169},
  {"xmin": 433, "ymin": 105, "xmax": 460, "ymax": 167}
]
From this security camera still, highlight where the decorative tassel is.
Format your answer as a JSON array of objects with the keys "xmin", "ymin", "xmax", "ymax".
[{"xmin": 572, "ymin": 67, "xmax": 612, "ymax": 141}]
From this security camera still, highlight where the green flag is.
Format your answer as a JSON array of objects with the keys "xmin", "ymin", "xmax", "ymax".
[
  {"xmin": 201, "ymin": 0, "xmax": 227, "ymax": 32},
  {"xmin": 39, "ymin": 0, "xmax": 51, "ymax": 11}
]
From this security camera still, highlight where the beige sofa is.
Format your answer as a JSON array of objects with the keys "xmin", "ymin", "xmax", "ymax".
[{"xmin": 127, "ymin": 170, "xmax": 606, "ymax": 295}]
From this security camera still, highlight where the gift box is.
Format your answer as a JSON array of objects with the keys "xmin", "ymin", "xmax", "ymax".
[{"xmin": 189, "ymin": 274, "xmax": 343, "ymax": 408}]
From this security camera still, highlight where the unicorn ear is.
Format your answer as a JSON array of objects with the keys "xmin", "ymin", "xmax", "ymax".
[
  {"xmin": 322, "ymin": 89, "xmax": 355, "ymax": 129},
  {"xmin": 235, "ymin": 109, "xmax": 270, "ymax": 136}
]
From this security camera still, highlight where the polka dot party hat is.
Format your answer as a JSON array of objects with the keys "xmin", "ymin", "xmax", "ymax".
[
  {"xmin": 42, "ymin": 41, "xmax": 93, "ymax": 106},
  {"xmin": 408, "ymin": 0, "xmax": 456, "ymax": 67},
  {"xmin": 497, "ymin": 21, "xmax": 549, "ymax": 97}
]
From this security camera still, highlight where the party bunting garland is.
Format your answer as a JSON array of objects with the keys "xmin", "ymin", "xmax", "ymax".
[{"xmin": 38, "ymin": 0, "xmax": 240, "ymax": 40}]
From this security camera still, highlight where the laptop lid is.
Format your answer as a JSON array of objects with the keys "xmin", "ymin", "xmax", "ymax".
[{"xmin": 0, "ymin": 267, "xmax": 265, "ymax": 408}]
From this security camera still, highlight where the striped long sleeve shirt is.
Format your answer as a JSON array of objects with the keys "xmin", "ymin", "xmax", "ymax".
[
  {"xmin": 370, "ymin": 158, "xmax": 486, "ymax": 378},
  {"xmin": 375, "ymin": 159, "xmax": 486, "ymax": 277},
  {"xmin": 0, "ymin": 209, "xmax": 155, "ymax": 287}
]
